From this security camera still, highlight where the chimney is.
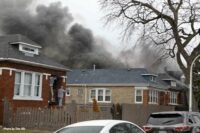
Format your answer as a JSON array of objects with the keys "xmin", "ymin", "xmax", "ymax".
[
  {"xmin": 93, "ymin": 64, "xmax": 96, "ymax": 71},
  {"xmin": 180, "ymin": 74, "xmax": 185, "ymax": 83}
]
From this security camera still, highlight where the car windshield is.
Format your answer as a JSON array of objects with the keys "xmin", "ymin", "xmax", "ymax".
[
  {"xmin": 147, "ymin": 113, "xmax": 184, "ymax": 125},
  {"xmin": 56, "ymin": 126, "xmax": 104, "ymax": 133}
]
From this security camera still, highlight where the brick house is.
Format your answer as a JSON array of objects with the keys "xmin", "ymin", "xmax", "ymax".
[
  {"xmin": 66, "ymin": 68, "xmax": 188, "ymax": 108},
  {"xmin": 0, "ymin": 34, "xmax": 69, "ymax": 124}
]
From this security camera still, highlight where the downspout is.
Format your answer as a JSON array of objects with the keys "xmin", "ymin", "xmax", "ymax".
[{"xmin": 84, "ymin": 84, "xmax": 87, "ymax": 105}]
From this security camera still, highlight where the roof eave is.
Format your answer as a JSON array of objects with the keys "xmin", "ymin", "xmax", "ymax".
[
  {"xmin": 10, "ymin": 41, "xmax": 42, "ymax": 48},
  {"xmin": 67, "ymin": 83, "xmax": 149, "ymax": 87},
  {"xmin": 0, "ymin": 58, "xmax": 70, "ymax": 71}
]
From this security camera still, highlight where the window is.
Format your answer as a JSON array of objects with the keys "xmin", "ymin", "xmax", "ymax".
[
  {"xmin": 90, "ymin": 88, "xmax": 111, "ymax": 103},
  {"xmin": 98, "ymin": 90, "xmax": 103, "ymax": 101},
  {"xmin": 147, "ymin": 113, "xmax": 184, "ymax": 125},
  {"xmin": 34, "ymin": 74, "xmax": 41, "ymax": 96},
  {"xmin": 91, "ymin": 90, "xmax": 96, "ymax": 100},
  {"xmin": 66, "ymin": 88, "xmax": 71, "ymax": 96},
  {"xmin": 169, "ymin": 92, "xmax": 178, "ymax": 105},
  {"xmin": 110, "ymin": 123, "xmax": 144, "ymax": 133},
  {"xmin": 171, "ymin": 81, "xmax": 176, "ymax": 87},
  {"xmin": 150, "ymin": 76, "xmax": 156, "ymax": 81},
  {"xmin": 135, "ymin": 89, "xmax": 143, "ymax": 103},
  {"xmin": 56, "ymin": 126, "xmax": 103, "ymax": 133},
  {"xmin": 149, "ymin": 90, "xmax": 158, "ymax": 104},
  {"xmin": 19, "ymin": 44, "xmax": 39, "ymax": 56},
  {"xmin": 24, "ymin": 73, "xmax": 32, "ymax": 96},
  {"xmin": 14, "ymin": 72, "xmax": 21, "ymax": 96},
  {"xmin": 14, "ymin": 71, "xmax": 42, "ymax": 100}
]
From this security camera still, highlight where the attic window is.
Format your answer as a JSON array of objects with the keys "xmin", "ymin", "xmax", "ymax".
[
  {"xmin": 171, "ymin": 81, "xmax": 176, "ymax": 87},
  {"xmin": 141, "ymin": 74, "xmax": 157, "ymax": 82},
  {"xmin": 19, "ymin": 44, "xmax": 39, "ymax": 56},
  {"xmin": 150, "ymin": 76, "xmax": 156, "ymax": 81}
]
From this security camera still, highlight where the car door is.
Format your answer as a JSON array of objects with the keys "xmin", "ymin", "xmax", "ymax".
[{"xmin": 191, "ymin": 114, "xmax": 200, "ymax": 133}]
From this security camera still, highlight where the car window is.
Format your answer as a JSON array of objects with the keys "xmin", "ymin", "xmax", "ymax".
[
  {"xmin": 188, "ymin": 118, "xmax": 194, "ymax": 124},
  {"xmin": 126, "ymin": 123, "xmax": 144, "ymax": 133},
  {"xmin": 188, "ymin": 115, "xmax": 195, "ymax": 124},
  {"xmin": 56, "ymin": 126, "xmax": 103, "ymax": 133},
  {"xmin": 109, "ymin": 123, "xmax": 144, "ymax": 133},
  {"xmin": 147, "ymin": 113, "xmax": 184, "ymax": 125}
]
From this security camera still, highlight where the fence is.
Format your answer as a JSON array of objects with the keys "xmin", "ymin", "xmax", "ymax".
[
  {"xmin": 3, "ymin": 99, "xmax": 113, "ymax": 131},
  {"xmin": 13, "ymin": 108, "xmax": 71, "ymax": 130},
  {"xmin": 77, "ymin": 105, "xmax": 112, "ymax": 122},
  {"xmin": 122, "ymin": 104, "xmax": 176, "ymax": 127},
  {"xmin": 5, "ymin": 99, "xmax": 180, "ymax": 130}
]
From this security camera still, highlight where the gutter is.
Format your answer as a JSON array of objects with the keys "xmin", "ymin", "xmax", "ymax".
[
  {"xmin": 67, "ymin": 83, "xmax": 147, "ymax": 87},
  {"xmin": 67, "ymin": 83, "xmax": 168, "ymax": 90},
  {"xmin": 0, "ymin": 58, "xmax": 70, "ymax": 71}
]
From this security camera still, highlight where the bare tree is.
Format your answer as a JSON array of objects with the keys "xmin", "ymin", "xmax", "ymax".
[{"xmin": 100, "ymin": 0, "xmax": 200, "ymax": 84}]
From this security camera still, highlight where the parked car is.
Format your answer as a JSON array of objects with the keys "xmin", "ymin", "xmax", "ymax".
[
  {"xmin": 143, "ymin": 111, "xmax": 200, "ymax": 133},
  {"xmin": 54, "ymin": 120, "xmax": 145, "ymax": 133}
]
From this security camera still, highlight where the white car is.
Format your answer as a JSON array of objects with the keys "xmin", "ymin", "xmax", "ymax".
[{"xmin": 54, "ymin": 120, "xmax": 145, "ymax": 133}]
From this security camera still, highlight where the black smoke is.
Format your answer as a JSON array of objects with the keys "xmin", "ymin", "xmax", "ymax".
[
  {"xmin": 0, "ymin": 0, "xmax": 124, "ymax": 69},
  {"xmin": 0, "ymin": 0, "xmax": 177, "ymax": 71}
]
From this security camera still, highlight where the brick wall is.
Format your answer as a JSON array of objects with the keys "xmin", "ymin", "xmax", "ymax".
[
  {"xmin": 66, "ymin": 86, "xmax": 186, "ymax": 107},
  {"xmin": 66, "ymin": 86, "xmax": 136, "ymax": 104},
  {"xmin": 0, "ymin": 61, "xmax": 67, "ymax": 125}
]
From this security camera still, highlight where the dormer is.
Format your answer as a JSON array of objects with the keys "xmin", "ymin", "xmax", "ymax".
[
  {"xmin": 10, "ymin": 41, "xmax": 42, "ymax": 57},
  {"xmin": 162, "ymin": 79, "xmax": 176, "ymax": 87},
  {"xmin": 141, "ymin": 73, "xmax": 157, "ymax": 82}
]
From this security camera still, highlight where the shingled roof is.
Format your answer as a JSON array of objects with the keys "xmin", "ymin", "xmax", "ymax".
[
  {"xmin": 0, "ymin": 34, "xmax": 68, "ymax": 71},
  {"xmin": 67, "ymin": 68, "xmax": 188, "ymax": 90}
]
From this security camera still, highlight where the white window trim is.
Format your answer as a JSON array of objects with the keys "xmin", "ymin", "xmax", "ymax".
[
  {"xmin": 169, "ymin": 91, "xmax": 178, "ymax": 105},
  {"xmin": 148, "ymin": 90, "xmax": 158, "ymax": 104},
  {"xmin": 171, "ymin": 81, "xmax": 177, "ymax": 87},
  {"xmin": 13, "ymin": 96, "xmax": 43, "ymax": 101},
  {"xmin": 150, "ymin": 76, "xmax": 156, "ymax": 81},
  {"xmin": 135, "ymin": 89, "xmax": 143, "ymax": 104},
  {"xmin": 13, "ymin": 70, "xmax": 43, "ymax": 101},
  {"xmin": 19, "ymin": 44, "xmax": 39, "ymax": 55},
  {"xmin": 89, "ymin": 88, "xmax": 111, "ymax": 103},
  {"xmin": 66, "ymin": 88, "xmax": 71, "ymax": 96}
]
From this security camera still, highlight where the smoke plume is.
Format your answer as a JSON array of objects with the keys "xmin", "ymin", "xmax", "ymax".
[
  {"xmin": 119, "ymin": 40, "xmax": 179, "ymax": 73},
  {"xmin": 0, "ymin": 0, "xmax": 177, "ymax": 71},
  {"xmin": 0, "ymin": 0, "xmax": 124, "ymax": 69}
]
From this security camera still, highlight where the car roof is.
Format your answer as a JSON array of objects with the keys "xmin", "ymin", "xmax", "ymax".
[
  {"xmin": 65, "ymin": 120, "xmax": 131, "ymax": 127},
  {"xmin": 151, "ymin": 111, "xmax": 200, "ymax": 115},
  {"xmin": 151, "ymin": 111, "xmax": 187, "ymax": 115}
]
